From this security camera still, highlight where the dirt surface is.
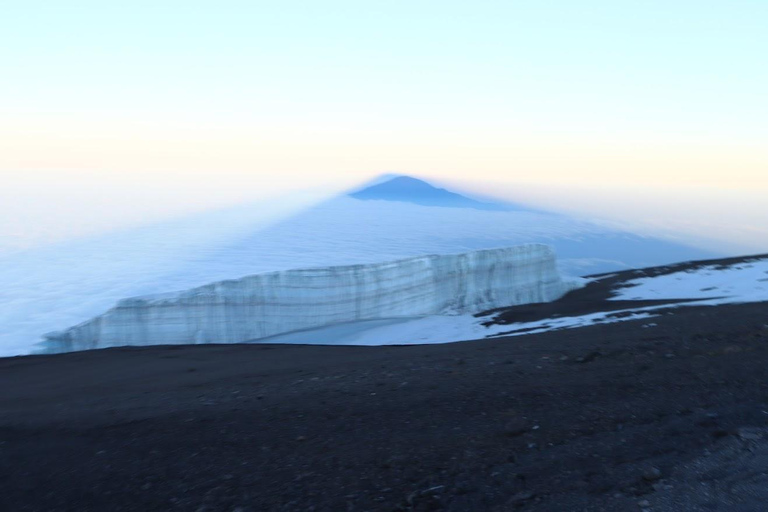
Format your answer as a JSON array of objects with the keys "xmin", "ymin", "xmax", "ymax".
[{"xmin": 2, "ymin": 293, "xmax": 768, "ymax": 511}]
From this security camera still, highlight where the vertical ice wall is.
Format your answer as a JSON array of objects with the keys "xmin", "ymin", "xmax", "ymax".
[{"xmin": 43, "ymin": 244, "xmax": 580, "ymax": 353}]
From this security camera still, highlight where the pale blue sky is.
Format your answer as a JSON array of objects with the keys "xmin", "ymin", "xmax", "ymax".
[
  {"xmin": 3, "ymin": 1, "xmax": 766, "ymax": 136},
  {"xmin": 1, "ymin": 1, "xmax": 767, "ymax": 250}
]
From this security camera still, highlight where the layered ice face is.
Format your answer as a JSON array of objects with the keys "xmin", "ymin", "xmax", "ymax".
[
  {"xmin": 43, "ymin": 244, "xmax": 581, "ymax": 353},
  {"xmin": 0, "ymin": 176, "xmax": 714, "ymax": 357}
]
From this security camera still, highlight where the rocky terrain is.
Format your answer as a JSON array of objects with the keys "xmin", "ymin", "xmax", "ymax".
[{"xmin": 2, "ymin": 256, "xmax": 768, "ymax": 511}]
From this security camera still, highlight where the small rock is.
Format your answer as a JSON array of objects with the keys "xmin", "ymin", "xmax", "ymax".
[
  {"xmin": 406, "ymin": 485, "xmax": 444, "ymax": 505},
  {"xmin": 576, "ymin": 351, "xmax": 601, "ymax": 363},
  {"xmin": 738, "ymin": 428, "xmax": 764, "ymax": 440},
  {"xmin": 642, "ymin": 467, "xmax": 662, "ymax": 481},
  {"xmin": 508, "ymin": 491, "xmax": 535, "ymax": 504},
  {"xmin": 638, "ymin": 499, "xmax": 651, "ymax": 507}
]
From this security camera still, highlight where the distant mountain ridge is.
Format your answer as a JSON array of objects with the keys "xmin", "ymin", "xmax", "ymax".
[{"xmin": 348, "ymin": 176, "xmax": 512, "ymax": 210}]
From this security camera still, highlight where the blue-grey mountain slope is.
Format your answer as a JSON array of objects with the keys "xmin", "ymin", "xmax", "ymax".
[
  {"xmin": 346, "ymin": 175, "xmax": 716, "ymax": 273},
  {"xmin": 349, "ymin": 175, "xmax": 514, "ymax": 210}
]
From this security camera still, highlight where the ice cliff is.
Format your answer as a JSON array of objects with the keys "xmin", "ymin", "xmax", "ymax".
[{"xmin": 43, "ymin": 244, "xmax": 580, "ymax": 353}]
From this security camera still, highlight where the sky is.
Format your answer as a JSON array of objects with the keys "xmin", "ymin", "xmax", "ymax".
[{"xmin": 1, "ymin": 1, "xmax": 767, "ymax": 252}]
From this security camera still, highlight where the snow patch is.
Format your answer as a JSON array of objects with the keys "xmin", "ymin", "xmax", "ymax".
[{"xmin": 611, "ymin": 261, "xmax": 768, "ymax": 305}]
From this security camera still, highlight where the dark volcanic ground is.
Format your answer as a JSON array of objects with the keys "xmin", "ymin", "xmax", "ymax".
[
  {"xmin": 2, "ymin": 299, "xmax": 768, "ymax": 511},
  {"xmin": 3, "ymin": 254, "xmax": 768, "ymax": 512}
]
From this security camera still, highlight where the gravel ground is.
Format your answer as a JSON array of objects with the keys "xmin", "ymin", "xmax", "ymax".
[{"xmin": 2, "ymin": 258, "xmax": 768, "ymax": 511}]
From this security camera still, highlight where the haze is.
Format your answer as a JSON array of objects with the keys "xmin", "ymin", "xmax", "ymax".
[{"xmin": 2, "ymin": 1, "xmax": 766, "ymax": 253}]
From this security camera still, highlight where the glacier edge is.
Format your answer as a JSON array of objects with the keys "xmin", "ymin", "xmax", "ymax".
[{"xmin": 42, "ymin": 244, "xmax": 582, "ymax": 353}]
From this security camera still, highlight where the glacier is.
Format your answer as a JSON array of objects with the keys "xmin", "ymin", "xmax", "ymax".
[
  {"xmin": 0, "ymin": 176, "xmax": 715, "ymax": 357},
  {"xmin": 42, "ymin": 244, "xmax": 581, "ymax": 353}
]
